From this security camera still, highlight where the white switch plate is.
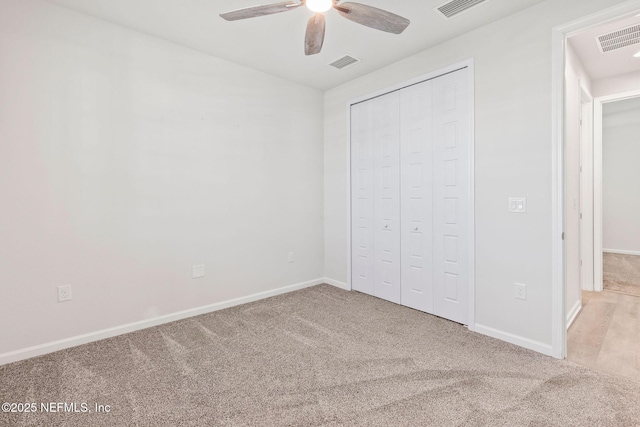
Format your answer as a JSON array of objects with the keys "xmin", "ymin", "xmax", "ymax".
[
  {"xmin": 58, "ymin": 284, "xmax": 72, "ymax": 302},
  {"xmin": 192, "ymin": 264, "xmax": 205, "ymax": 279},
  {"xmin": 514, "ymin": 283, "xmax": 527, "ymax": 300},
  {"xmin": 508, "ymin": 197, "xmax": 527, "ymax": 213},
  {"xmin": 288, "ymin": 252, "xmax": 294, "ymax": 263}
]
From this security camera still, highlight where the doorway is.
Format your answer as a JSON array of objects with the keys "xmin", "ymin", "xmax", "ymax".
[
  {"xmin": 593, "ymin": 92, "xmax": 640, "ymax": 294},
  {"xmin": 555, "ymin": 5, "xmax": 640, "ymax": 379},
  {"xmin": 551, "ymin": 0, "xmax": 640, "ymax": 360}
]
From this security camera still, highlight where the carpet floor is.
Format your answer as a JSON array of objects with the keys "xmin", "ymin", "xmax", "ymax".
[
  {"xmin": 2, "ymin": 284, "xmax": 640, "ymax": 426},
  {"xmin": 604, "ymin": 253, "xmax": 640, "ymax": 297}
]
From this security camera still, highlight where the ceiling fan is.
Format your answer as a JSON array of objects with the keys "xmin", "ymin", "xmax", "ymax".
[{"xmin": 220, "ymin": 0, "xmax": 410, "ymax": 56}]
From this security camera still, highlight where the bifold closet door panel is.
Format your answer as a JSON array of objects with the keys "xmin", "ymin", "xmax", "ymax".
[
  {"xmin": 432, "ymin": 68, "xmax": 470, "ymax": 325},
  {"xmin": 373, "ymin": 91, "xmax": 401, "ymax": 304},
  {"xmin": 351, "ymin": 101, "xmax": 375, "ymax": 296},
  {"xmin": 400, "ymin": 81, "xmax": 434, "ymax": 313},
  {"xmin": 351, "ymin": 66, "xmax": 472, "ymax": 323}
]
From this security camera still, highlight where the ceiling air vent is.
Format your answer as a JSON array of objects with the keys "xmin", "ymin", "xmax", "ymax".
[
  {"xmin": 328, "ymin": 55, "xmax": 360, "ymax": 70},
  {"xmin": 596, "ymin": 24, "xmax": 640, "ymax": 53},
  {"xmin": 435, "ymin": 0, "xmax": 488, "ymax": 19}
]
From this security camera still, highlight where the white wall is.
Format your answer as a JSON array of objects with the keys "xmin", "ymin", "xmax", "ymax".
[
  {"xmin": 564, "ymin": 41, "xmax": 592, "ymax": 324},
  {"xmin": 324, "ymin": 0, "xmax": 625, "ymax": 353},
  {"xmin": 592, "ymin": 71, "xmax": 640, "ymax": 98},
  {"xmin": 602, "ymin": 96, "xmax": 640, "ymax": 254},
  {"xmin": 0, "ymin": 0, "xmax": 324, "ymax": 360}
]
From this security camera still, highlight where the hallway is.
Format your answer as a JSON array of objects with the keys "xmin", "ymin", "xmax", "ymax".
[{"xmin": 568, "ymin": 290, "xmax": 640, "ymax": 382}]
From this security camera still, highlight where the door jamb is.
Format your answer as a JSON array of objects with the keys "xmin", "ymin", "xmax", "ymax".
[{"xmin": 579, "ymin": 83, "xmax": 594, "ymax": 293}]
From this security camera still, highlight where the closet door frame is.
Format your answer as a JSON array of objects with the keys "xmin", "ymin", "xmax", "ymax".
[{"xmin": 346, "ymin": 58, "xmax": 476, "ymax": 331}]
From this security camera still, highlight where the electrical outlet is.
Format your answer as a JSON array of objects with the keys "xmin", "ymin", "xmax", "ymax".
[
  {"xmin": 288, "ymin": 252, "xmax": 294, "ymax": 263},
  {"xmin": 192, "ymin": 264, "xmax": 205, "ymax": 279},
  {"xmin": 58, "ymin": 285, "xmax": 72, "ymax": 302},
  {"xmin": 514, "ymin": 283, "xmax": 527, "ymax": 300}
]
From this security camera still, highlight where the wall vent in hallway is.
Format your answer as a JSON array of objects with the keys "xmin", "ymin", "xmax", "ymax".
[
  {"xmin": 596, "ymin": 24, "xmax": 640, "ymax": 53},
  {"xmin": 435, "ymin": 0, "xmax": 488, "ymax": 19}
]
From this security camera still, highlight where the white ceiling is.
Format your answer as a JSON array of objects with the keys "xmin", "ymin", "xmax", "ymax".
[
  {"xmin": 46, "ymin": 0, "xmax": 546, "ymax": 90},
  {"xmin": 568, "ymin": 13, "xmax": 640, "ymax": 81}
]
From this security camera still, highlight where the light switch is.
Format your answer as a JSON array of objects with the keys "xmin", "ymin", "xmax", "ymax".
[{"xmin": 508, "ymin": 197, "xmax": 527, "ymax": 213}]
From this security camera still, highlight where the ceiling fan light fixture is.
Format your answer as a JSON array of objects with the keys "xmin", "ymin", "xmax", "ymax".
[
  {"xmin": 221, "ymin": 1, "xmax": 411, "ymax": 55},
  {"xmin": 306, "ymin": 0, "xmax": 332, "ymax": 13}
]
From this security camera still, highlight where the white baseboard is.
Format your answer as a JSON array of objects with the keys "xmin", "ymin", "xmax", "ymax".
[
  {"xmin": 474, "ymin": 324, "xmax": 555, "ymax": 357},
  {"xmin": 603, "ymin": 248, "xmax": 640, "ymax": 256},
  {"xmin": 323, "ymin": 278, "xmax": 350, "ymax": 291},
  {"xmin": 0, "ymin": 278, "xmax": 324, "ymax": 366},
  {"xmin": 566, "ymin": 300, "xmax": 582, "ymax": 329}
]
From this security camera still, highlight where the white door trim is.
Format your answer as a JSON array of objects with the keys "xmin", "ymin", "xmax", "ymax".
[
  {"xmin": 593, "ymin": 90, "xmax": 640, "ymax": 292},
  {"xmin": 551, "ymin": 0, "xmax": 640, "ymax": 359},
  {"xmin": 579, "ymin": 83, "xmax": 594, "ymax": 293},
  {"xmin": 346, "ymin": 58, "xmax": 475, "ymax": 330}
]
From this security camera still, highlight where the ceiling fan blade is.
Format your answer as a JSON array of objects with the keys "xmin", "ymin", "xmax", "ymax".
[
  {"xmin": 334, "ymin": 2, "xmax": 410, "ymax": 34},
  {"xmin": 220, "ymin": 1, "xmax": 302, "ymax": 21},
  {"xmin": 305, "ymin": 13, "xmax": 325, "ymax": 56}
]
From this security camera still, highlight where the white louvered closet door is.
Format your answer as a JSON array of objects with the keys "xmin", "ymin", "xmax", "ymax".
[{"xmin": 431, "ymin": 68, "xmax": 470, "ymax": 325}]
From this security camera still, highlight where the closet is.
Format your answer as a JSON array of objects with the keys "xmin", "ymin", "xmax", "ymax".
[{"xmin": 350, "ymin": 67, "xmax": 471, "ymax": 325}]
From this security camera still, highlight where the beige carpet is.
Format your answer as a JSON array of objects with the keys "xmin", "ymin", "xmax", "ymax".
[
  {"xmin": 604, "ymin": 252, "xmax": 640, "ymax": 297},
  {"xmin": 2, "ymin": 284, "xmax": 640, "ymax": 426}
]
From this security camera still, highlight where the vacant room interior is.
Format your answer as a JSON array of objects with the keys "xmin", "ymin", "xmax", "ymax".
[{"xmin": 2, "ymin": 0, "xmax": 640, "ymax": 425}]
